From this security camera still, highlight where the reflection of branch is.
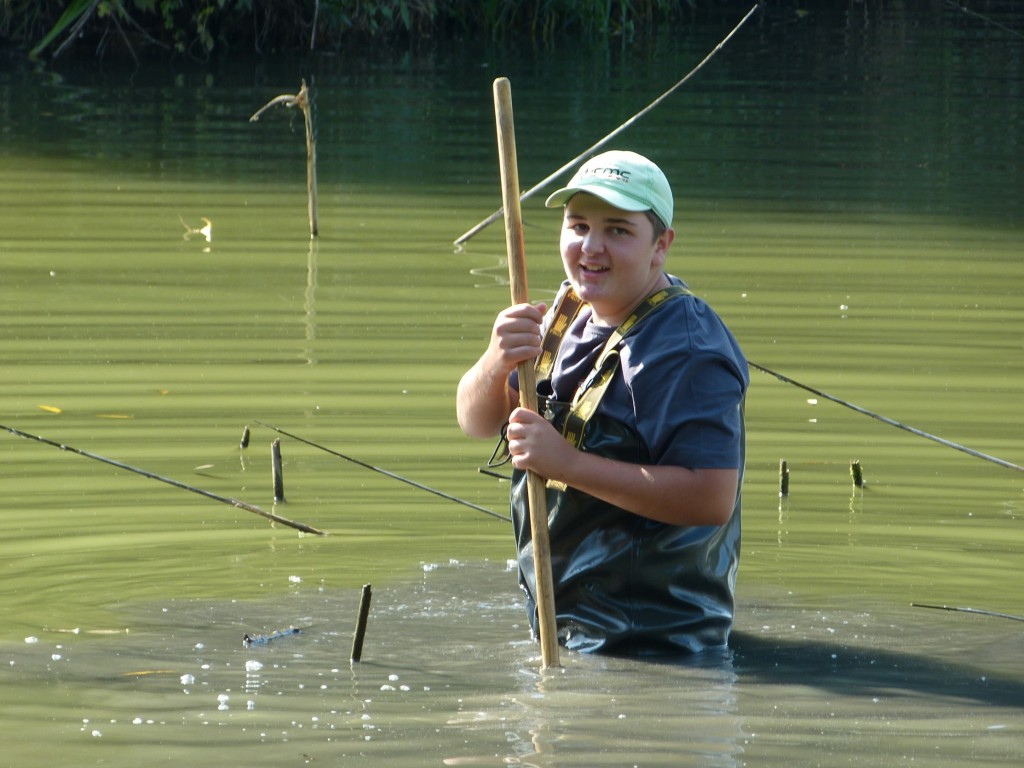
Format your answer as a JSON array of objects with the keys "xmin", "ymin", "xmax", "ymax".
[{"xmin": 311, "ymin": 0, "xmax": 321, "ymax": 50}]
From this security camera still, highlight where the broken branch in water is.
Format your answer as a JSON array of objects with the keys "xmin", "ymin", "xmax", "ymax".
[
  {"xmin": 250, "ymin": 79, "xmax": 319, "ymax": 238},
  {"xmin": 249, "ymin": 93, "xmax": 301, "ymax": 122}
]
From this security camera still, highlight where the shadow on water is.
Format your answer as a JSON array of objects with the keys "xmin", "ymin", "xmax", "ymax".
[{"xmin": 731, "ymin": 629, "xmax": 1024, "ymax": 709}]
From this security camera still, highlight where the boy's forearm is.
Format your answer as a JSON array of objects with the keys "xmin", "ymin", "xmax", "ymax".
[
  {"xmin": 548, "ymin": 450, "xmax": 738, "ymax": 526},
  {"xmin": 456, "ymin": 361, "xmax": 516, "ymax": 439}
]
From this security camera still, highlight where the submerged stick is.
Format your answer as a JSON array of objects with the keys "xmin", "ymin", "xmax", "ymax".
[
  {"xmin": 454, "ymin": 4, "xmax": 760, "ymax": 245},
  {"xmin": 250, "ymin": 79, "xmax": 319, "ymax": 238},
  {"xmin": 350, "ymin": 584, "xmax": 372, "ymax": 662},
  {"xmin": 243, "ymin": 627, "xmax": 302, "ymax": 647},
  {"xmin": 911, "ymin": 603, "xmax": 1024, "ymax": 624},
  {"xmin": 750, "ymin": 362, "xmax": 1024, "ymax": 473},
  {"xmin": 0, "ymin": 423, "xmax": 326, "ymax": 535},
  {"xmin": 254, "ymin": 422, "xmax": 510, "ymax": 522}
]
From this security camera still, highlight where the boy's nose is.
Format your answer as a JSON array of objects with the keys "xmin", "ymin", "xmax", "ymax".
[{"xmin": 581, "ymin": 230, "xmax": 603, "ymax": 254}]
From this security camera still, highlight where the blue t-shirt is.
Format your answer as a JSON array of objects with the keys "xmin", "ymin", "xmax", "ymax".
[
  {"xmin": 511, "ymin": 275, "xmax": 748, "ymax": 656},
  {"xmin": 540, "ymin": 276, "xmax": 747, "ymax": 470}
]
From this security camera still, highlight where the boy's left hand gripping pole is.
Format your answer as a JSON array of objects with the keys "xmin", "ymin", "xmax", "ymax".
[{"xmin": 493, "ymin": 76, "xmax": 560, "ymax": 670}]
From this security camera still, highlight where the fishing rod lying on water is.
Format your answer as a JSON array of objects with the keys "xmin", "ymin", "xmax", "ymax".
[
  {"xmin": 255, "ymin": 421, "xmax": 511, "ymax": 523},
  {"xmin": 749, "ymin": 363, "xmax": 1024, "ymax": 473},
  {"xmin": 453, "ymin": 3, "xmax": 761, "ymax": 246},
  {"xmin": 256, "ymin": 356, "xmax": 1021, "ymax": 521},
  {"xmin": 912, "ymin": 603, "xmax": 1024, "ymax": 624},
  {"xmin": 0, "ymin": 423, "xmax": 326, "ymax": 535}
]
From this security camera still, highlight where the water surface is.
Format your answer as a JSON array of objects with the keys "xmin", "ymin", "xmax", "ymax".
[{"xmin": 1, "ymin": 5, "xmax": 1022, "ymax": 765}]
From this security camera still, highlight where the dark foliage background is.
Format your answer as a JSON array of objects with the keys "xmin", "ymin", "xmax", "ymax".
[
  {"xmin": 0, "ymin": 1, "xmax": 889, "ymax": 60},
  {"xmin": 1, "ymin": 2, "xmax": 1020, "ymax": 63}
]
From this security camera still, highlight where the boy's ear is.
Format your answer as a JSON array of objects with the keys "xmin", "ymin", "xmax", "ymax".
[{"xmin": 653, "ymin": 228, "xmax": 675, "ymax": 265}]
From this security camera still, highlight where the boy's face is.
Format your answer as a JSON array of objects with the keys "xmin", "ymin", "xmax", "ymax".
[{"xmin": 560, "ymin": 193, "xmax": 674, "ymax": 326}]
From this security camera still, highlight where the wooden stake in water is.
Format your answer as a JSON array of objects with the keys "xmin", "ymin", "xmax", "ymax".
[
  {"xmin": 350, "ymin": 584, "xmax": 373, "ymax": 662},
  {"xmin": 272, "ymin": 438, "xmax": 285, "ymax": 502},
  {"xmin": 778, "ymin": 459, "xmax": 790, "ymax": 497},
  {"xmin": 850, "ymin": 459, "xmax": 865, "ymax": 488},
  {"xmin": 239, "ymin": 425, "xmax": 251, "ymax": 450}
]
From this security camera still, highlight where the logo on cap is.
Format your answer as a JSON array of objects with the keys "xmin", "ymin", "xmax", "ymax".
[{"xmin": 580, "ymin": 165, "xmax": 632, "ymax": 184}]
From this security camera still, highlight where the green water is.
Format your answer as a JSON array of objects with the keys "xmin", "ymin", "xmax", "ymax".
[{"xmin": 1, "ymin": 5, "xmax": 1022, "ymax": 766}]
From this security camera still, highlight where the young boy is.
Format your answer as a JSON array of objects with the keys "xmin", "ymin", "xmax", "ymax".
[{"xmin": 457, "ymin": 150, "xmax": 748, "ymax": 656}]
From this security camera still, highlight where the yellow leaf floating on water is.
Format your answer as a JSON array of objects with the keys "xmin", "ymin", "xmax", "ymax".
[
  {"xmin": 37, "ymin": 404, "xmax": 62, "ymax": 414},
  {"xmin": 180, "ymin": 215, "xmax": 212, "ymax": 243},
  {"xmin": 96, "ymin": 414, "xmax": 133, "ymax": 419}
]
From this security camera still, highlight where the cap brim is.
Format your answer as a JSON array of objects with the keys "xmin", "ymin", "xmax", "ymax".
[{"xmin": 544, "ymin": 185, "xmax": 652, "ymax": 213}]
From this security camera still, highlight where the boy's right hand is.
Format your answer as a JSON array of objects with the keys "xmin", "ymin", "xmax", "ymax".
[{"xmin": 485, "ymin": 302, "xmax": 547, "ymax": 375}]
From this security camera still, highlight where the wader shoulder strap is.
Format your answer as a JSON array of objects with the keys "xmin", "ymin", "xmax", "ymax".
[
  {"xmin": 536, "ymin": 288, "xmax": 585, "ymax": 381},
  {"xmin": 561, "ymin": 285, "xmax": 692, "ymax": 449}
]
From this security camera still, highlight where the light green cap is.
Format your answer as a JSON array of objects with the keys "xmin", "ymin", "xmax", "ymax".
[{"xmin": 544, "ymin": 150, "xmax": 673, "ymax": 228}]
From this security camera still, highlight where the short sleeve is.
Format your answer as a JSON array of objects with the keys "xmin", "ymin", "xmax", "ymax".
[{"xmin": 619, "ymin": 299, "xmax": 747, "ymax": 469}]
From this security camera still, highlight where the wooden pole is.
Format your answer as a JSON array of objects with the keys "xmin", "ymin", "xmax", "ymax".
[
  {"xmin": 271, "ymin": 438, "xmax": 285, "ymax": 502},
  {"xmin": 493, "ymin": 77, "xmax": 560, "ymax": 669},
  {"xmin": 778, "ymin": 459, "xmax": 789, "ymax": 496},
  {"xmin": 350, "ymin": 584, "xmax": 373, "ymax": 662}
]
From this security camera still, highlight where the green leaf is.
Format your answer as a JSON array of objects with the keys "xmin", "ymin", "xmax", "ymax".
[{"xmin": 29, "ymin": 0, "xmax": 97, "ymax": 59}]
